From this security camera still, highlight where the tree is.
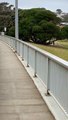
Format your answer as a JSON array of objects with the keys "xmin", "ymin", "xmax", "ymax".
[
  {"xmin": 0, "ymin": 2, "xmax": 14, "ymax": 34},
  {"xmin": 32, "ymin": 22, "xmax": 61, "ymax": 44},
  {"xmin": 62, "ymin": 13, "xmax": 68, "ymax": 22},
  {"xmin": 61, "ymin": 26, "xmax": 68, "ymax": 39},
  {"xmin": 56, "ymin": 9, "xmax": 62, "ymax": 15},
  {"xmin": 7, "ymin": 26, "xmax": 15, "ymax": 37},
  {"xmin": 32, "ymin": 25, "xmax": 44, "ymax": 43},
  {"xmin": 0, "ymin": 2, "xmax": 62, "ymax": 44},
  {"xmin": 18, "ymin": 8, "xmax": 61, "ymax": 43}
]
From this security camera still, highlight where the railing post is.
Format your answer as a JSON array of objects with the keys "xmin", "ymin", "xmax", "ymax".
[
  {"xmin": 34, "ymin": 50, "xmax": 37, "ymax": 77},
  {"xmin": 14, "ymin": 39, "xmax": 16, "ymax": 50},
  {"xmin": 22, "ymin": 44, "xmax": 24, "ymax": 60},
  {"xmin": 17, "ymin": 41, "xmax": 20, "ymax": 55},
  {"xmin": 46, "ymin": 58, "xmax": 50, "ymax": 95},
  {"xmin": 17, "ymin": 41, "xmax": 19, "ymax": 54},
  {"xmin": 13, "ymin": 39, "xmax": 14, "ymax": 49},
  {"xmin": 18, "ymin": 41, "xmax": 20, "ymax": 56},
  {"xmin": 20, "ymin": 42, "xmax": 21, "ymax": 56},
  {"xmin": 15, "ymin": 39, "xmax": 17, "ymax": 52},
  {"xmin": 27, "ymin": 46, "xmax": 29, "ymax": 67}
]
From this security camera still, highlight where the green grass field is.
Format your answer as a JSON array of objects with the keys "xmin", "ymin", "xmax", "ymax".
[
  {"xmin": 56, "ymin": 40, "xmax": 68, "ymax": 49},
  {"xmin": 31, "ymin": 40, "xmax": 68, "ymax": 61}
]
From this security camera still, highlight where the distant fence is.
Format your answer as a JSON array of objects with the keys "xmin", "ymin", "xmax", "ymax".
[{"xmin": 0, "ymin": 35, "xmax": 68, "ymax": 116}]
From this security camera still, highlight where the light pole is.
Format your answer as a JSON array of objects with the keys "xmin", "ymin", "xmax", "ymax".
[{"xmin": 15, "ymin": 0, "xmax": 18, "ymax": 39}]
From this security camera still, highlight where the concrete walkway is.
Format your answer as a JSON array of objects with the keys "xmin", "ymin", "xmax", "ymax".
[{"xmin": 0, "ymin": 41, "xmax": 55, "ymax": 120}]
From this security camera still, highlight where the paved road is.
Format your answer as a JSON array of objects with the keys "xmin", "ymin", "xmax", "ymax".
[{"xmin": 0, "ymin": 41, "xmax": 55, "ymax": 120}]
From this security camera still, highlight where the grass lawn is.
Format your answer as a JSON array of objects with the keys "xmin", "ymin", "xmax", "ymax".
[
  {"xmin": 31, "ymin": 40, "xmax": 68, "ymax": 61},
  {"xmin": 56, "ymin": 40, "xmax": 68, "ymax": 49}
]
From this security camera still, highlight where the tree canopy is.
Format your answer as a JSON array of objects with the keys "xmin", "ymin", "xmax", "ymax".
[
  {"xmin": 0, "ymin": 2, "xmax": 14, "ymax": 35},
  {"xmin": 18, "ymin": 8, "xmax": 61, "ymax": 44},
  {"xmin": 1, "ymin": 2, "xmax": 68, "ymax": 44}
]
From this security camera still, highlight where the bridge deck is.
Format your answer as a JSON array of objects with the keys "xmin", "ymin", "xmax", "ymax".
[{"xmin": 0, "ymin": 41, "xmax": 55, "ymax": 120}]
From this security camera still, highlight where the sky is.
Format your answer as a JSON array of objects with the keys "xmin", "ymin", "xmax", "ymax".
[{"xmin": 0, "ymin": 0, "xmax": 68, "ymax": 13}]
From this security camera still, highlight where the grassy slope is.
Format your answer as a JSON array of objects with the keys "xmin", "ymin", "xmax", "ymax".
[
  {"xmin": 31, "ymin": 40, "xmax": 68, "ymax": 61},
  {"xmin": 56, "ymin": 40, "xmax": 68, "ymax": 49}
]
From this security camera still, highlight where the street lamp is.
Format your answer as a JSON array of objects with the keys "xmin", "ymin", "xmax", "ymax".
[{"xmin": 15, "ymin": 0, "xmax": 18, "ymax": 39}]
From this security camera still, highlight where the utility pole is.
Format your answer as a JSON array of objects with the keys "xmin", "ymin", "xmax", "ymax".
[{"xmin": 15, "ymin": 0, "xmax": 18, "ymax": 39}]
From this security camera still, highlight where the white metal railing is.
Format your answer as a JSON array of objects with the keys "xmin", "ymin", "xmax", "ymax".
[{"xmin": 0, "ymin": 35, "xmax": 68, "ymax": 116}]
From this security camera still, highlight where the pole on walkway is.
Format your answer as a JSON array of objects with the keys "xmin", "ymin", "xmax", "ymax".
[{"xmin": 15, "ymin": 0, "xmax": 18, "ymax": 39}]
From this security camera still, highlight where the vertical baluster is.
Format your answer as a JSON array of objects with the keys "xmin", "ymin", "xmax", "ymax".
[
  {"xmin": 22, "ymin": 43, "xmax": 24, "ymax": 60},
  {"xmin": 46, "ymin": 58, "xmax": 50, "ymax": 95},
  {"xmin": 34, "ymin": 50, "xmax": 37, "ymax": 77},
  {"xmin": 27, "ymin": 46, "xmax": 29, "ymax": 67}
]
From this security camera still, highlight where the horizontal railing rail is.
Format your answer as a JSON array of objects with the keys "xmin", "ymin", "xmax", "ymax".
[{"xmin": 0, "ymin": 35, "xmax": 68, "ymax": 116}]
